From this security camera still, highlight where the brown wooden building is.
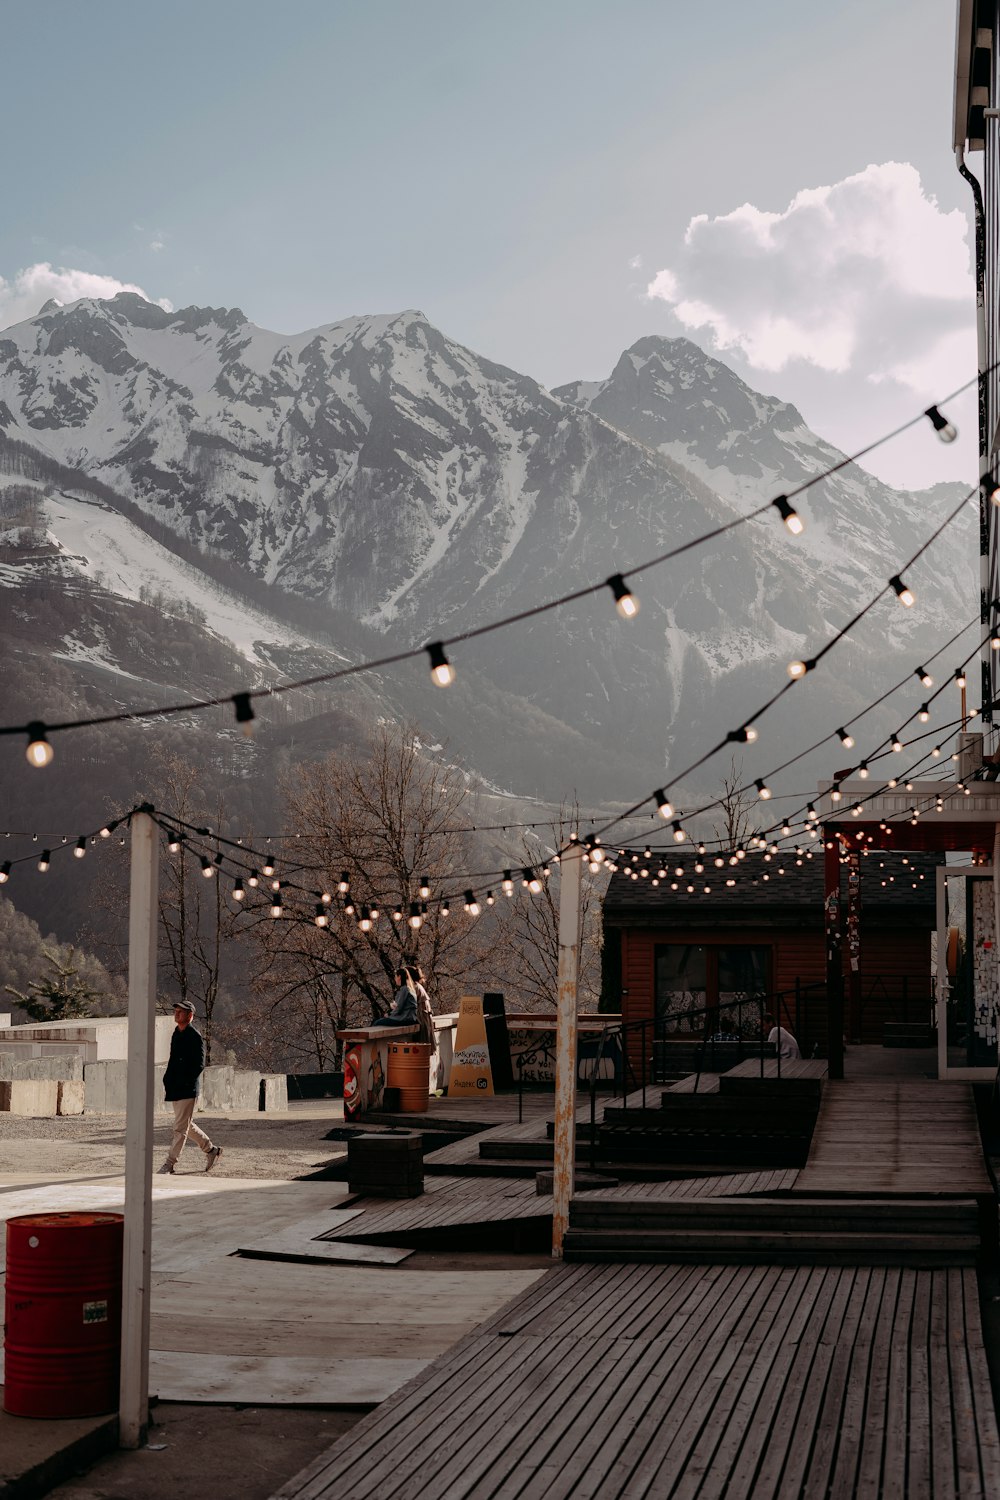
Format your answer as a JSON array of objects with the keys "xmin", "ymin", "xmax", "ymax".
[{"xmin": 602, "ymin": 849, "xmax": 942, "ymax": 1059}]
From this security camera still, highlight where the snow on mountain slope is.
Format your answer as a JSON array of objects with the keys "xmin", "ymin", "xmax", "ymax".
[
  {"xmin": 41, "ymin": 490, "xmax": 315, "ymax": 666},
  {"xmin": 0, "ymin": 299, "xmax": 982, "ymax": 802}
]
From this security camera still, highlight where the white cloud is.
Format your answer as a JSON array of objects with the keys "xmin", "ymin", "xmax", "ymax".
[
  {"xmin": 0, "ymin": 262, "xmax": 172, "ymax": 330},
  {"xmin": 645, "ymin": 162, "xmax": 974, "ymax": 394},
  {"xmin": 628, "ymin": 254, "xmax": 643, "ymax": 270},
  {"xmin": 149, "ymin": 238, "xmax": 165, "ymax": 253}
]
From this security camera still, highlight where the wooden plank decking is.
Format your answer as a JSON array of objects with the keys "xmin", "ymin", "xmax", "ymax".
[
  {"xmin": 272, "ymin": 1261, "xmax": 1000, "ymax": 1500},
  {"xmin": 796, "ymin": 1080, "xmax": 993, "ymax": 1197},
  {"xmin": 321, "ymin": 1170, "xmax": 799, "ymax": 1247}
]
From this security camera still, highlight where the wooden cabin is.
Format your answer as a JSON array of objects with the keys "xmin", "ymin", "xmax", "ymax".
[{"xmin": 602, "ymin": 848, "xmax": 941, "ymax": 1065}]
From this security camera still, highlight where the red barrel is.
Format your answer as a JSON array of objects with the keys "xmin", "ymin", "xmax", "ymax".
[{"xmin": 4, "ymin": 1211, "xmax": 123, "ymax": 1418}]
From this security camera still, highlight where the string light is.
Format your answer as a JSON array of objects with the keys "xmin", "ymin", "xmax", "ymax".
[
  {"xmin": 419, "ymin": 877, "xmax": 430, "ymax": 898},
  {"xmin": 358, "ymin": 907, "xmax": 371, "ymax": 932},
  {"xmin": 982, "ymin": 473, "xmax": 1000, "ymax": 505},
  {"xmin": 772, "ymin": 495, "xmax": 804, "ymax": 535},
  {"xmin": 890, "ymin": 575, "xmax": 915, "ymax": 607},
  {"xmin": 755, "ymin": 779, "xmax": 772, "ymax": 800},
  {"xmin": 502, "ymin": 870, "xmax": 514, "ymax": 895},
  {"xmin": 655, "ymin": 790, "xmax": 674, "ymax": 819},
  {"xmin": 25, "ymin": 723, "xmax": 53, "ymax": 769},
  {"xmin": 925, "ymin": 405, "xmax": 957, "ymax": 442},
  {"xmin": 918, "ymin": 704, "xmax": 930, "ymax": 722},
  {"xmin": 37, "ymin": 850, "xmax": 50, "ymax": 872},
  {"xmin": 315, "ymin": 903, "xmax": 329, "ymax": 927},
  {"xmin": 464, "ymin": 890, "xmax": 481, "ymax": 916},
  {"xmin": 607, "ymin": 574, "xmax": 638, "ymax": 619},
  {"xmin": 955, "ymin": 668, "xmax": 967, "ymax": 689},
  {"xmin": 262, "ymin": 854, "xmax": 276, "ymax": 877},
  {"xmin": 916, "ymin": 667, "xmax": 934, "ymax": 688},
  {"xmin": 671, "ymin": 822, "xmax": 687, "ymax": 843},
  {"xmin": 408, "ymin": 902, "xmax": 423, "ymax": 930},
  {"xmin": 74, "ymin": 836, "xmax": 86, "ymax": 858},
  {"xmin": 270, "ymin": 893, "xmax": 283, "ymax": 918},
  {"xmin": 232, "ymin": 879, "xmax": 245, "ymax": 901},
  {"xmin": 787, "ymin": 658, "xmax": 814, "ymax": 680},
  {"xmin": 232, "ymin": 693, "xmax": 255, "ymax": 735},
  {"xmin": 248, "ymin": 870, "xmax": 259, "ymax": 888},
  {"xmin": 836, "ymin": 728, "xmax": 854, "ymax": 749},
  {"xmin": 199, "ymin": 856, "xmax": 214, "ymax": 878},
  {"xmin": 858, "ymin": 762, "xmax": 869, "ymax": 779},
  {"xmin": 0, "ymin": 862, "xmax": 9, "ymax": 883},
  {"xmin": 891, "ymin": 733, "xmax": 904, "ymax": 752},
  {"xmin": 427, "ymin": 642, "xmax": 455, "ymax": 687}
]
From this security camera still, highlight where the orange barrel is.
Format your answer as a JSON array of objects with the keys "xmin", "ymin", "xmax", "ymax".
[
  {"xmin": 387, "ymin": 1042, "xmax": 432, "ymax": 1112},
  {"xmin": 4, "ymin": 1211, "xmax": 124, "ymax": 1418}
]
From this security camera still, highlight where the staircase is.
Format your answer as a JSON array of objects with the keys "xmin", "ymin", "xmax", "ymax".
[{"xmin": 562, "ymin": 1195, "xmax": 982, "ymax": 1266}]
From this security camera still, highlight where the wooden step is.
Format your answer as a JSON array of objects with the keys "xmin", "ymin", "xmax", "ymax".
[
  {"xmin": 561, "ymin": 1227, "xmax": 980, "ymax": 1266},
  {"xmin": 569, "ymin": 1196, "xmax": 980, "ymax": 1233}
]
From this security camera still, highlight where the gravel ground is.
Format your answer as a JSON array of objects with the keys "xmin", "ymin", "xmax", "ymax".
[{"xmin": 0, "ymin": 1102, "xmax": 347, "ymax": 1181}]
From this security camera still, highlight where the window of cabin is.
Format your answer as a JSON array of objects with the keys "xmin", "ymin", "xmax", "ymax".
[{"xmin": 655, "ymin": 943, "xmax": 771, "ymax": 1037}]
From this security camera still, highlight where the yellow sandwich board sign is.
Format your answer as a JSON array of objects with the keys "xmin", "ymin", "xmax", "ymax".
[{"xmin": 448, "ymin": 995, "xmax": 494, "ymax": 1097}]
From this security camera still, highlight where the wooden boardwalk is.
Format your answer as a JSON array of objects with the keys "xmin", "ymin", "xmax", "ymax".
[
  {"xmin": 796, "ymin": 1080, "xmax": 992, "ymax": 1197},
  {"xmin": 322, "ymin": 1170, "xmax": 798, "ymax": 1247},
  {"xmin": 272, "ymin": 1261, "xmax": 1000, "ymax": 1499},
  {"xmin": 423, "ymin": 1087, "xmax": 652, "ymax": 1175}
]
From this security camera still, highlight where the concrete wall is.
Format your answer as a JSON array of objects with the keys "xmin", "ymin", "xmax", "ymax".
[
  {"xmin": 200, "ymin": 1066, "xmax": 260, "ymax": 1112},
  {"xmin": 85, "ymin": 1060, "xmax": 170, "ymax": 1115},
  {"xmin": 0, "ymin": 1079, "xmax": 59, "ymax": 1115},
  {"xmin": 260, "ymin": 1075, "xmax": 288, "ymax": 1112},
  {"xmin": 0, "ymin": 1054, "xmax": 83, "ymax": 1082},
  {"xmin": 57, "ymin": 1079, "xmax": 85, "ymax": 1116}
]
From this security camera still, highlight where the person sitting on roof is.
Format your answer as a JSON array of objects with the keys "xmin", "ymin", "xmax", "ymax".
[{"xmin": 763, "ymin": 1013, "xmax": 801, "ymax": 1059}]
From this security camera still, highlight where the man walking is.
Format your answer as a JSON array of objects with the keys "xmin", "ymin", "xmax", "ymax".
[{"xmin": 158, "ymin": 1000, "xmax": 223, "ymax": 1175}]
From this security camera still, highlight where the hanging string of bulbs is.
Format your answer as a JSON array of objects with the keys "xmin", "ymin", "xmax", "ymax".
[
  {"xmin": 586, "ymin": 479, "xmax": 980, "ymax": 850},
  {"xmin": 3, "ymin": 376, "xmax": 986, "ymax": 769}
]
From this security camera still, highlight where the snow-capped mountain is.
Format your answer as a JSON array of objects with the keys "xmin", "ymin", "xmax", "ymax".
[{"xmin": 0, "ymin": 296, "xmax": 980, "ymax": 814}]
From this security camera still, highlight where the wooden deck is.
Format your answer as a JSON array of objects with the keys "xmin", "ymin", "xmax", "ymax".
[
  {"xmin": 796, "ymin": 1079, "xmax": 993, "ymax": 1197},
  {"xmin": 422, "ymin": 1087, "xmax": 652, "ymax": 1175},
  {"xmin": 321, "ymin": 1170, "xmax": 798, "ymax": 1248},
  {"xmin": 272, "ymin": 1261, "xmax": 1000, "ymax": 1500}
]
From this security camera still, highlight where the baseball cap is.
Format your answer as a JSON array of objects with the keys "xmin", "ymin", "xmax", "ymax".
[{"xmin": 173, "ymin": 999, "xmax": 196, "ymax": 1015}]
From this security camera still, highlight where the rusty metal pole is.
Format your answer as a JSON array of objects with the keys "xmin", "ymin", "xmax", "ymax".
[
  {"xmin": 552, "ymin": 840, "xmax": 584, "ymax": 1258},
  {"xmin": 825, "ymin": 835, "xmax": 845, "ymax": 1081}
]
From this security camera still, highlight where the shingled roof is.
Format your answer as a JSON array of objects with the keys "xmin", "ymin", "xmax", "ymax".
[{"xmin": 604, "ymin": 848, "xmax": 942, "ymax": 928}]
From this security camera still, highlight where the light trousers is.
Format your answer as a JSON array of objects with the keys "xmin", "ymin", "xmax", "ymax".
[{"xmin": 167, "ymin": 1096, "xmax": 214, "ymax": 1165}]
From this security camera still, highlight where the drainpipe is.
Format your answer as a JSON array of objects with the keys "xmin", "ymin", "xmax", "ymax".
[{"xmin": 956, "ymin": 146, "xmax": 992, "ymax": 737}]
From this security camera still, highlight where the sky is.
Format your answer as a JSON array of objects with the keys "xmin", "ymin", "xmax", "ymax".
[{"xmin": 0, "ymin": 0, "xmax": 979, "ymax": 489}]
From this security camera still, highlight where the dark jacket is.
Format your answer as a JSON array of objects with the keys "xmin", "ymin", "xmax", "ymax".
[
  {"xmin": 371, "ymin": 984, "xmax": 418, "ymax": 1029},
  {"xmin": 163, "ymin": 1022, "xmax": 205, "ymax": 1101}
]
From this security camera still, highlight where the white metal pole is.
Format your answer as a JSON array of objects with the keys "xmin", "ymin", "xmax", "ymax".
[
  {"xmin": 119, "ymin": 809, "xmax": 158, "ymax": 1449},
  {"xmin": 552, "ymin": 841, "xmax": 583, "ymax": 1258}
]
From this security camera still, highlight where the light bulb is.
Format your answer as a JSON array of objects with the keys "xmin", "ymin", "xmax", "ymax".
[
  {"xmin": 315, "ymin": 904, "xmax": 329, "ymax": 927},
  {"xmin": 837, "ymin": 728, "xmax": 854, "ymax": 749},
  {"xmin": 427, "ymin": 641, "xmax": 455, "ymax": 687},
  {"xmin": 918, "ymin": 704, "xmax": 930, "ymax": 723},
  {"xmin": 38, "ymin": 850, "xmax": 50, "ymax": 872},
  {"xmin": 925, "ymin": 404, "xmax": 957, "ymax": 442},
  {"xmin": 890, "ymin": 575, "xmax": 914, "ymax": 608},
  {"xmin": 419, "ymin": 877, "xmax": 430, "ymax": 898},
  {"xmin": 74, "ymin": 836, "xmax": 86, "ymax": 858},
  {"xmin": 502, "ymin": 870, "xmax": 514, "ymax": 895},
  {"xmin": 655, "ymin": 790, "xmax": 674, "ymax": 819},
  {"xmin": 916, "ymin": 667, "xmax": 933, "ymax": 688},
  {"xmin": 200, "ymin": 856, "xmax": 214, "ymax": 878},
  {"xmin": 248, "ymin": 870, "xmax": 259, "ymax": 888},
  {"xmin": 25, "ymin": 722, "xmax": 53, "ymax": 768},
  {"xmin": 982, "ymin": 473, "xmax": 1000, "ymax": 505},
  {"xmin": 408, "ymin": 902, "xmax": 423, "ymax": 930},
  {"xmin": 755, "ymin": 779, "xmax": 772, "ymax": 800},
  {"xmin": 772, "ymin": 494, "xmax": 804, "ymax": 535},
  {"xmin": 672, "ymin": 822, "xmax": 687, "ymax": 843},
  {"xmin": 270, "ymin": 896, "xmax": 283, "ymax": 918},
  {"xmin": 0, "ymin": 862, "xmax": 9, "ymax": 883},
  {"xmin": 607, "ymin": 573, "xmax": 638, "ymax": 618},
  {"xmin": 464, "ymin": 890, "xmax": 481, "ymax": 916},
  {"xmin": 955, "ymin": 669, "xmax": 967, "ymax": 689},
  {"xmin": 232, "ymin": 880, "xmax": 245, "ymax": 901},
  {"xmin": 787, "ymin": 659, "xmax": 807, "ymax": 680},
  {"xmin": 858, "ymin": 762, "xmax": 869, "ymax": 779}
]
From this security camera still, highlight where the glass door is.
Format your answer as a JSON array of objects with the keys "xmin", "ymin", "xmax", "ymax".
[{"xmin": 937, "ymin": 866, "xmax": 999, "ymax": 1079}]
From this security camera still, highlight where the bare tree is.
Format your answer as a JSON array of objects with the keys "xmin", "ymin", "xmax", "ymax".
[
  {"xmin": 712, "ymin": 756, "xmax": 763, "ymax": 850},
  {"xmin": 246, "ymin": 725, "xmax": 515, "ymax": 1067},
  {"xmin": 493, "ymin": 811, "xmax": 604, "ymax": 1013}
]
